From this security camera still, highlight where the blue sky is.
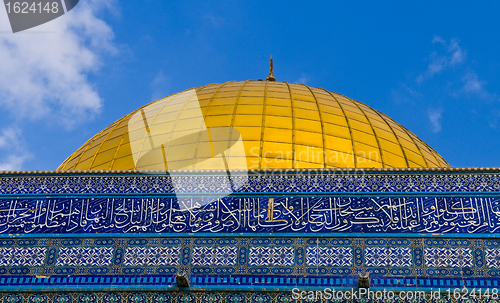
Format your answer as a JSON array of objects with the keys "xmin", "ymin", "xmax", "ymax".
[{"xmin": 1, "ymin": 1, "xmax": 500, "ymax": 170}]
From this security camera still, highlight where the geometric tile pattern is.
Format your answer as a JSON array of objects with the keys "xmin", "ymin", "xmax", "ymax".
[
  {"xmin": 364, "ymin": 247, "xmax": 388, "ymax": 267},
  {"xmin": 0, "ymin": 248, "xmax": 46, "ymax": 266},
  {"xmin": 2, "ymin": 172, "xmax": 500, "ymax": 196},
  {"xmin": 485, "ymin": 249, "xmax": 500, "ymax": 268},
  {"xmin": 56, "ymin": 247, "xmax": 114, "ymax": 266},
  {"xmin": 191, "ymin": 247, "xmax": 237, "ymax": 266},
  {"xmin": 388, "ymin": 247, "xmax": 413, "ymax": 267},
  {"xmin": 123, "ymin": 247, "xmax": 181, "ymax": 266},
  {"xmin": 0, "ymin": 237, "xmax": 499, "ymax": 278},
  {"xmin": 191, "ymin": 247, "xmax": 215, "ymax": 266},
  {"xmin": 0, "ymin": 236, "xmax": 500, "ymax": 293},
  {"xmin": 214, "ymin": 247, "xmax": 238, "ymax": 266},
  {"xmin": 248, "ymin": 247, "xmax": 294, "ymax": 266},
  {"xmin": 4, "ymin": 291, "xmax": 497, "ymax": 303},
  {"xmin": 364, "ymin": 247, "xmax": 412, "ymax": 267},
  {"xmin": 424, "ymin": 248, "xmax": 473, "ymax": 268},
  {"xmin": 306, "ymin": 247, "xmax": 352, "ymax": 266}
]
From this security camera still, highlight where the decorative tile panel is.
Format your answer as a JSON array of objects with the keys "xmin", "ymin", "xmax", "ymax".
[
  {"xmin": 0, "ymin": 237, "xmax": 497, "ymax": 279},
  {"xmin": 123, "ymin": 247, "xmax": 181, "ymax": 266},
  {"xmin": 305, "ymin": 247, "xmax": 352, "ymax": 266},
  {"xmin": 191, "ymin": 247, "xmax": 237, "ymax": 266},
  {"xmin": 0, "ymin": 247, "xmax": 46, "ymax": 266},
  {"xmin": 424, "ymin": 248, "xmax": 473, "ymax": 268},
  {"xmin": 0, "ymin": 236, "xmax": 497, "ymax": 292},
  {"xmin": 56, "ymin": 247, "xmax": 113, "ymax": 266},
  {"xmin": 364, "ymin": 247, "xmax": 412, "ymax": 267},
  {"xmin": 2, "ymin": 172, "xmax": 500, "ymax": 195},
  {"xmin": 248, "ymin": 247, "xmax": 294, "ymax": 266},
  {"xmin": 388, "ymin": 247, "xmax": 413, "ymax": 267},
  {"xmin": 214, "ymin": 247, "xmax": 238, "ymax": 266},
  {"xmin": 485, "ymin": 249, "xmax": 500, "ymax": 268},
  {"xmin": 1, "ymin": 292, "xmax": 491, "ymax": 303}
]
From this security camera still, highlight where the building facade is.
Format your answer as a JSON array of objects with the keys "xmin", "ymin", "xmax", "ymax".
[{"xmin": 0, "ymin": 80, "xmax": 497, "ymax": 302}]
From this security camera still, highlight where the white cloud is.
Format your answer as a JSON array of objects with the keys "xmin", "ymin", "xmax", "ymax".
[
  {"xmin": 431, "ymin": 36, "xmax": 446, "ymax": 44},
  {"xmin": 428, "ymin": 108, "xmax": 443, "ymax": 133},
  {"xmin": 395, "ymin": 35, "xmax": 500, "ymax": 133},
  {"xmin": 488, "ymin": 110, "xmax": 500, "ymax": 128},
  {"xmin": 0, "ymin": 127, "xmax": 31, "ymax": 170},
  {"xmin": 391, "ymin": 83, "xmax": 421, "ymax": 104},
  {"xmin": 448, "ymin": 40, "xmax": 465, "ymax": 65},
  {"xmin": 415, "ymin": 36, "xmax": 494, "ymax": 100},
  {"xmin": 205, "ymin": 14, "xmax": 224, "ymax": 28},
  {"xmin": 150, "ymin": 70, "xmax": 171, "ymax": 101},
  {"xmin": 462, "ymin": 72, "xmax": 487, "ymax": 94},
  {"xmin": 0, "ymin": 0, "xmax": 117, "ymax": 128},
  {"xmin": 295, "ymin": 73, "xmax": 309, "ymax": 85},
  {"xmin": 417, "ymin": 37, "xmax": 466, "ymax": 83}
]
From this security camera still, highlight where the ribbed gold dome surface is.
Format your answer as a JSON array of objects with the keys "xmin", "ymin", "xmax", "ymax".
[{"xmin": 58, "ymin": 81, "xmax": 449, "ymax": 170}]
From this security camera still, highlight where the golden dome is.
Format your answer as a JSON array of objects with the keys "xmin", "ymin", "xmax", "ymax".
[{"xmin": 58, "ymin": 81, "xmax": 449, "ymax": 170}]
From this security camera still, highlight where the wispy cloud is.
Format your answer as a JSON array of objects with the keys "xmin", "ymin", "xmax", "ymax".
[
  {"xmin": 295, "ymin": 73, "xmax": 309, "ymax": 85},
  {"xmin": 0, "ymin": 127, "xmax": 31, "ymax": 170},
  {"xmin": 393, "ymin": 35, "xmax": 500, "ymax": 133},
  {"xmin": 488, "ymin": 110, "xmax": 500, "ymax": 128},
  {"xmin": 416, "ymin": 36, "xmax": 466, "ymax": 83},
  {"xmin": 150, "ymin": 70, "xmax": 171, "ymax": 101},
  {"xmin": 391, "ymin": 83, "xmax": 421, "ymax": 104},
  {"xmin": 461, "ymin": 72, "xmax": 492, "ymax": 99},
  {"xmin": 205, "ymin": 14, "xmax": 224, "ymax": 28},
  {"xmin": 0, "ymin": 0, "xmax": 117, "ymax": 128},
  {"xmin": 428, "ymin": 108, "xmax": 443, "ymax": 133},
  {"xmin": 421, "ymin": 37, "xmax": 494, "ymax": 100},
  {"xmin": 434, "ymin": 36, "xmax": 466, "ymax": 65}
]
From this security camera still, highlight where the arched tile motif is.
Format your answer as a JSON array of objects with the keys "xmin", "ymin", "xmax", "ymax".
[
  {"xmin": 250, "ymin": 293, "xmax": 271, "ymax": 303},
  {"xmin": 200, "ymin": 293, "xmax": 221, "ymax": 303},
  {"xmin": 126, "ymin": 294, "xmax": 146, "ymax": 303},
  {"xmin": 151, "ymin": 293, "xmax": 172, "ymax": 303},
  {"xmin": 27, "ymin": 294, "xmax": 48, "ymax": 303},
  {"xmin": 76, "ymin": 294, "xmax": 96, "ymax": 303},
  {"xmin": 52, "ymin": 294, "xmax": 72, "ymax": 303},
  {"xmin": 102, "ymin": 293, "xmax": 121, "ymax": 303},
  {"xmin": 226, "ymin": 293, "xmax": 246, "ymax": 303},
  {"xmin": 176, "ymin": 293, "xmax": 196, "ymax": 303},
  {"xmin": 3, "ymin": 294, "xmax": 23, "ymax": 303}
]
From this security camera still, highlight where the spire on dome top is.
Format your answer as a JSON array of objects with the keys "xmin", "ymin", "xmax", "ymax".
[{"xmin": 266, "ymin": 55, "xmax": 276, "ymax": 81}]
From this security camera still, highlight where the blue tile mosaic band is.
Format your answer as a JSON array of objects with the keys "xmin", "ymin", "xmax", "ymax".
[
  {"xmin": 0, "ymin": 236, "xmax": 497, "ymax": 292},
  {"xmin": 1, "ymin": 171, "xmax": 500, "ymax": 195},
  {"xmin": 1, "ymin": 291, "xmax": 493, "ymax": 303},
  {"xmin": 0, "ymin": 171, "xmax": 499, "ymax": 296}
]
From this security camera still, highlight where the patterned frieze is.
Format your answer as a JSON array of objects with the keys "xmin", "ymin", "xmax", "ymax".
[
  {"xmin": 306, "ymin": 247, "xmax": 353, "ymax": 267},
  {"xmin": 56, "ymin": 247, "xmax": 114, "ymax": 267},
  {"xmin": 1, "ymin": 172, "xmax": 500, "ymax": 195},
  {"xmin": 123, "ymin": 247, "xmax": 181, "ymax": 266},
  {"xmin": 364, "ymin": 247, "xmax": 413, "ymax": 267},
  {"xmin": 2, "ymin": 291, "xmax": 495, "ymax": 303},
  {"xmin": 0, "ymin": 236, "xmax": 498, "ymax": 291}
]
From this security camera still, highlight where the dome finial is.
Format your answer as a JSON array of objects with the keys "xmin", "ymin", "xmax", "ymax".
[{"xmin": 266, "ymin": 55, "xmax": 276, "ymax": 81}]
